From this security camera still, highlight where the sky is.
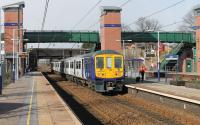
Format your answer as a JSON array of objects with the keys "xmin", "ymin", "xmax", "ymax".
[
  {"xmin": 0, "ymin": 0, "xmax": 200, "ymax": 31},
  {"xmin": 0, "ymin": 0, "xmax": 200, "ymax": 48}
]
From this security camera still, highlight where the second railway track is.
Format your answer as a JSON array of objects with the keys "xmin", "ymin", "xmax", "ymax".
[{"xmin": 43, "ymin": 72, "xmax": 200, "ymax": 125}]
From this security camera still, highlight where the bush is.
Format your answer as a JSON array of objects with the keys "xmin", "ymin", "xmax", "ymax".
[
  {"xmin": 193, "ymin": 80, "xmax": 200, "ymax": 84},
  {"xmin": 4, "ymin": 72, "xmax": 11, "ymax": 86}
]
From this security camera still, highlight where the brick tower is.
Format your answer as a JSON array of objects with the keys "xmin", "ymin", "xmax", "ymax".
[
  {"xmin": 2, "ymin": 2, "xmax": 25, "ymax": 80},
  {"xmin": 195, "ymin": 6, "xmax": 200, "ymax": 75},
  {"xmin": 100, "ymin": 6, "xmax": 122, "ymax": 52}
]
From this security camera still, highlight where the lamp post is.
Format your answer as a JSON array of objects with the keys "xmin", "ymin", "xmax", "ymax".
[
  {"xmin": 12, "ymin": 28, "xmax": 26, "ymax": 81},
  {"xmin": 146, "ymin": 30, "xmax": 160, "ymax": 82},
  {"xmin": 12, "ymin": 29, "xmax": 16, "ymax": 82},
  {"xmin": 157, "ymin": 31, "xmax": 160, "ymax": 82},
  {"xmin": 0, "ymin": 7, "xmax": 2, "ymax": 94}
]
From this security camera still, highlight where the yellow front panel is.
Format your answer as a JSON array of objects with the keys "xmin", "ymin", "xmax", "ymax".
[{"xmin": 95, "ymin": 54, "xmax": 124, "ymax": 79}]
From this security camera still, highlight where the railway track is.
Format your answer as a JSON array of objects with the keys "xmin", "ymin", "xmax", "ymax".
[{"xmin": 43, "ymin": 72, "xmax": 200, "ymax": 125}]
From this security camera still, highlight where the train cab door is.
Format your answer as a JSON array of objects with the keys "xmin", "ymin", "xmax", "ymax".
[{"xmin": 105, "ymin": 56, "xmax": 114, "ymax": 78}]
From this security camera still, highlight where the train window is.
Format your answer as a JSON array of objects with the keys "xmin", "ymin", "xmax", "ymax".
[
  {"xmin": 79, "ymin": 61, "xmax": 81, "ymax": 69},
  {"xmin": 96, "ymin": 57, "xmax": 104, "ymax": 68},
  {"xmin": 76, "ymin": 61, "xmax": 79, "ymax": 69},
  {"xmin": 66, "ymin": 62, "xmax": 69, "ymax": 68},
  {"xmin": 76, "ymin": 62, "xmax": 78, "ymax": 69},
  {"xmin": 115, "ymin": 57, "xmax": 122, "ymax": 68},
  {"xmin": 70, "ymin": 62, "xmax": 73, "ymax": 68},
  {"xmin": 76, "ymin": 61, "xmax": 81, "ymax": 69},
  {"xmin": 106, "ymin": 57, "xmax": 112, "ymax": 68}
]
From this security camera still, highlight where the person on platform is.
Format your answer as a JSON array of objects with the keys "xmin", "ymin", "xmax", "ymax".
[{"xmin": 139, "ymin": 65, "xmax": 147, "ymax": 82}]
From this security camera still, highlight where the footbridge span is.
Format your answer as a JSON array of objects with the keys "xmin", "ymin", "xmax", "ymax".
[{"xmin": 23, "ymin": 30, "xmax": 195, "ymax": 44}]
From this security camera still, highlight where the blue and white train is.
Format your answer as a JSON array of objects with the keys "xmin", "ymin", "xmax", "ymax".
[{"xmin": 51, "ymin": 50, "xmax": 125, "ymax": 92}]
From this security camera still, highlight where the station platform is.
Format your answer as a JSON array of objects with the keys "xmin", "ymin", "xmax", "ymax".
[
  {"xmin": 126, "ymin": 83, "xmax": 200, "ymax": 115},
  {"xmin": 0, "ymin": 72, "xmax": 82, "ymax": 125}
]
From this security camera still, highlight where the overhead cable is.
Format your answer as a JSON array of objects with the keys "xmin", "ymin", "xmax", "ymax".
[
  {"xmin": 161, "ymin": 20, "xmax": 184, "ymax": 29},
  {"xmin": 128, "ymin": 0, "xmax": 186, "ymax": 26},
  {"xmin": 87, "ymin": 0, "xmax": 133, "ymax": 30},
  {"xmin": 70, "ymin": 0, "xmax": 102, "ymax": 50},
  {"xmin": 71, "ymin": 0, "xmax": 102, "ymax": 30},
  {"xmin": 39, "ymin": 0, "xmax": 50, "ymax": 48},
  {"xmin": 120, "ymin": 0, "xmax": 132, "ymax": 7}
]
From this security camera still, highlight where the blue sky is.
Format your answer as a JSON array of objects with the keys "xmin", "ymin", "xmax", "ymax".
[{"xmin": 1, "ymin": 0, "xmax": 200, "ymax": 31}]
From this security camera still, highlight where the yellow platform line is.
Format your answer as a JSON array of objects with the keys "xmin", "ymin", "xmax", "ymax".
[{"xmin": 26, "ymin": 80, "xmax": 35, "ymax": 125}]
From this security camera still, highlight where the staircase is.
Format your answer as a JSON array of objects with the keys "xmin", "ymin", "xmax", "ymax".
[{"xmin": 160, "ymin": 42, "xmax": 184, "ymax": 71}]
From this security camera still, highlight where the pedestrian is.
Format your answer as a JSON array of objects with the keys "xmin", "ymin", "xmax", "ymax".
[{"xmin": 139, "ymin": 65, "xmax": 147, "ymax": 82}]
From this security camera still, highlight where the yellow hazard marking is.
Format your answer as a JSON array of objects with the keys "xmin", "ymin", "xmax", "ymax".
[{"xmin": 26, "ymin": 80, "xmax": 35, "ymax": 125}]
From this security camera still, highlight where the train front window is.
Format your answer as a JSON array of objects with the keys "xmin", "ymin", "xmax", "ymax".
[
  {"xmin": 115, "ymin": 57, "xmax": 122, "ymax": 68},
  {"xmin": 106, "ymin": 57, "xmax": 112, "ymax": 68},
  {"xmin": 96, "ymin": 57, "xmax": 104, "ymax": 68}
]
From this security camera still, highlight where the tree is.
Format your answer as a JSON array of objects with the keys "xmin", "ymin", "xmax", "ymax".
[
  {"xmin": 135, "ymin": 17, "xmax": 162, "ymax": 32},
  {"xmin": 81, "ymin": 43, "xmax": 94, "ymax": 49},
  {"xmin": 121, "ymin": 23, "xmax": 132, "ymax": 31},
  {"xmin": 178, "ymin": 9, "xmax": 195, "ymax": 32}
]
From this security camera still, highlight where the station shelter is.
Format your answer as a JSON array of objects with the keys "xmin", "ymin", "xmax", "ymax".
[{"xmin": 125, "ymin": 58, "xmax": 144, "ymax": 78}]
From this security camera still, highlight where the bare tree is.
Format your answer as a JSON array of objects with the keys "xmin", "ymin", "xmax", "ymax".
[
  {"xmin": 178, "ymin": 9, "xmax": 195, "ymax": 32},
  {"xmin": 121, "ymin": 23, "xmax": 132, "ymax": 31},
  {"xmin": 135, "ymin": 17, "xmax": 162, "ymax": 32}
]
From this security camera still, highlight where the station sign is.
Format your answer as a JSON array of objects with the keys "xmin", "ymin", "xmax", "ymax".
[{"xmin": 165, "ymin": 54, "xmax": 178, "ymax": 60}]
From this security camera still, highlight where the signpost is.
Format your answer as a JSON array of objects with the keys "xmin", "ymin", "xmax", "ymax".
[{"xmin": 165, "ymin": 54, "xmax": 179, "ymax": 61}]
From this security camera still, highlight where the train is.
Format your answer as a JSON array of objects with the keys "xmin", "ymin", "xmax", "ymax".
[{"xmin": 51, "ymin": 50, "xmax": 125, "ymax": 92}]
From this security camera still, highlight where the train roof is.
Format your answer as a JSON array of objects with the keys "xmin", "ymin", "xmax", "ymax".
[
  {"xmin": 95, "ymin": 50, "xmax": 120, "ymax": 55},
  {"xmin": 80, "ymin": 50, "xmax": 121, "ymax": 58},
  {"xmin": 60, "ymin": 50, "xmax": 122, "ymax": 61}
]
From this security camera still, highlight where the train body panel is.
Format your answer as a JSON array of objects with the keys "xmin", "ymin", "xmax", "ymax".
[{"xmin": 52, "ymin": 50, "xmax": 125, "ymax": 92}]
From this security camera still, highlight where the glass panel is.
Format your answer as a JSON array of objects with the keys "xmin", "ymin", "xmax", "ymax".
[
  {"xmin": 79, "ymin": 61, "xmax": 81, "ymax": 69},
  {"xmin": 115, "ymin": 57, "xmax": 122, "ymax": 68},
  {"xmin": 76, "ymin": 62, "xmax": 78, "ymax": 69},
  {"xmin": 107, "ymin": 57, "xmax": 112, "ymax": 68},
  {"xmin": 70, "ymin": 62, "xmax": 73, "ymax": 68},
  {"xmin": 96, "ymin": 57, "xmax": 104, "ymax": 68}
]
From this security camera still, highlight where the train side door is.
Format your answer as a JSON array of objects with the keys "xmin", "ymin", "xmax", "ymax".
[
  {"xmin": 82, "ymin": 59, "xmax": 84, "ymax": 78},
  {"xmin": 74, "ymin": 60, "xmax": 76, "ymax": 75},
  {"xmin": 105, "ymin": 56, "xmax": 114, "ymax": 78},
  {"xmin": 84, "ymin": 58, "xmax": 90, "ymax": 79}
]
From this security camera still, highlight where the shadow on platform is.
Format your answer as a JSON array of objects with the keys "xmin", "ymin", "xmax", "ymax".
[
  {"xmin": 0, "ymin": 102, "xmax": 28, "ymax": 115},
  {"xmin": 28, "ymin": 72, "xmax": 42, "ymax": 76}
]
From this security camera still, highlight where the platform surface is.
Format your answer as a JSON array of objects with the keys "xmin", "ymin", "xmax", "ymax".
[
  {"xmin": 0, "ymin": 72, "xmax": 82, "ymax": 125},
  {"xmin": 126, "ymin": 83, "xmax": 200, "ymax": 101}
]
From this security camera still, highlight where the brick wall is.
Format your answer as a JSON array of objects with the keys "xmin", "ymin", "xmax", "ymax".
[
  {"xmin": 100, "ymin": 11, "xmax": 122, "ymax": 52},
  {"xmin": 4, "ymin": 8, "xmax": 23, "ymax": 53},
  {"xmin": 196, "ymin": 16, "xmax": 200, "ymax": 75}
]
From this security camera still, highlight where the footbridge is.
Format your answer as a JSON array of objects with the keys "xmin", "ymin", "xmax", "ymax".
[
  {"xmin": 24, "ymin": 30, "xmax": 195, "ymax": 70},
  {"xmin": 23, "ymin": 30, "xmax": 195, "ymax": 44}
]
